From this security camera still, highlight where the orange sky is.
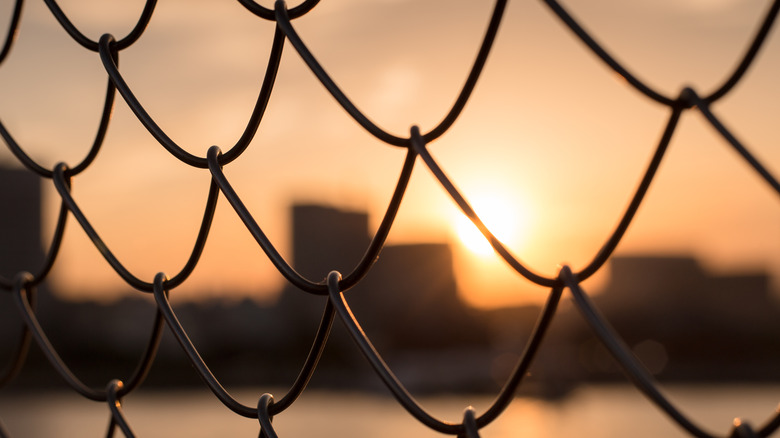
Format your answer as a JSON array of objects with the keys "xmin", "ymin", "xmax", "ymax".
[{"xmin": 0, "ymin": 0, "xmax": 778, "ymax": 308}]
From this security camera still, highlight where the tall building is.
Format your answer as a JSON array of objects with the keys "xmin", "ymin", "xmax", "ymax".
[
  {"xmin": 290, "ymin": 204, "xmax": 371, "ymax": 282},
  {"xmin": 554, "ymin": 255, "xmax": 780, "ymax": 381},
  {"xmin": 0, "ymin": 167, "xmax": 43, "ymax": 279},
  {"xmin": 0, "ymin": 167, "xmax": 46, "ymax": 366}
]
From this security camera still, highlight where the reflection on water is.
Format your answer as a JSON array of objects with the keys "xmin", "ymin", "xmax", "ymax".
[{"xmin": 1, "ymin": 385, "xmax": 777, "ymax": 437}]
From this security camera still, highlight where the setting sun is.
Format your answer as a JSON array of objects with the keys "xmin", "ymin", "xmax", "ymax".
[{"xmin": 455, "ymin": 194, "xmax": 526, "ymax": 256}]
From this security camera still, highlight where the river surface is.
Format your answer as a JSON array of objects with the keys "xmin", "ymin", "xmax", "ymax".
[{"xmin": 1, "ymin": 384, "xmax": 778, "ymax": 437}]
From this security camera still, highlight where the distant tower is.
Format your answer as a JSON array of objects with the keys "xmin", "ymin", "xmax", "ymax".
[
  {"xmin": 291, "ymin": 204, "xmax": 370, "ymax": 282},
  {"xmin": 276, "ymin": 204, "xmax": 371, "ymax": 331},
  {"xmin": 273, "ymin": 204, "xmax": 373, "ymax": 374},
  {"xmin": 0, "ymin": 167, "xmax": 43, "ymax": 279}
]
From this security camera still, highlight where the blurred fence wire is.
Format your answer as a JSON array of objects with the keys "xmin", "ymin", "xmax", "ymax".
[{"xmin": 1, "ymin": 0, "xmax": 780, "ymax": 437}]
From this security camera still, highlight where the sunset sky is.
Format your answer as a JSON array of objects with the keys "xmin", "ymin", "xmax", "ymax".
[{"xmin": 0, "ymin": 0, "xmax": 778, "ymax": 308}]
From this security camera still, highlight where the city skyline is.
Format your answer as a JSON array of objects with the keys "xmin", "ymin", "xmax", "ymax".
[
  {"xmin": 0, "ymin": 0, "xmax": 778, "ymax": 308},
  {"xmin": 2, "ymin": 196, "xmax": 776, "ymax": 392},
  {"xmin": 1, "ymin": 163, "xmax": 779, "ymax": 309}
]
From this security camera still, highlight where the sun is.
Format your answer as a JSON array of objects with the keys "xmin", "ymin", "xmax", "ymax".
[{"xmin": 455, "ymin": 194, "xmax": 524, "ymax": 256}]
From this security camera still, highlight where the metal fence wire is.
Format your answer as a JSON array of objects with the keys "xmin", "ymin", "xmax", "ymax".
[{"xmin": 1, "ymin": 0, "xmax": 779, "ymax": 437}]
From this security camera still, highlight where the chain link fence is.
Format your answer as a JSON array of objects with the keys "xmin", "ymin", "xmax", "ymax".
[{"xmin": 1, "ymin": 0, "xmax": 779, "ymax": 436}]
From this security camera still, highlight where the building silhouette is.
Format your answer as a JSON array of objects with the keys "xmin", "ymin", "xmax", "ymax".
[
  {"xmin": 541, "ymin": 255, "xmax": 780, "ymax": 383},
  {"xmin": 0, "ymin": 167, "xmax": 47, "ymax": 373},
  {"xmin": 0, "ymin": 167, "xmax": 43, "ymax": 279},
  {"xmin": 290, "ymin": 204, "xmax": 371, "ymax": 282}
]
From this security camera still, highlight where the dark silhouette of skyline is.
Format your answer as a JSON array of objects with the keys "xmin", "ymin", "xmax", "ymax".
[
  {"xmin": 0, "ymin": 167, "xmax": 42, "ymax": 280},
  {"xmin": 1, "ymin": 166, "xmax": 778, "ymax": 395},
  {"xmin": 558, "ymin": 255, "xmax": 780, "ymax": 382}
]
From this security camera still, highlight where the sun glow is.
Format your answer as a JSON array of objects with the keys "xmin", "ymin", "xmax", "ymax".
[{"xmin": 455, "ymin": 194, "xmax": 525, "ymax": 256}]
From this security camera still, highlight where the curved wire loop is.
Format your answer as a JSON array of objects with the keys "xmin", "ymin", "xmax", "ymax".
[
  {"xmin": 543, "ymin": 0, "xmax": 780, "ymax": 106},
  {"xmin": 274, "ymin": 0, "xmax": 507, "ymax": 147},
  {"xmin": 1, "ymin": 46, "xmax": 117, "ymax": 178},
  {"xmin": 0, "ymin": 0, "xmax": 24, "ymax": 65},
  {"xmin": 421, "ymin": 0, "xmax": 506, "ymax": 144},
  {"xmin": 541, "ymin": 0, "xmax": 675, "ymax": 106},
  {"xmin": 42, "ymin": 0, "xmax": 156, "ymax": 52},
  {"xmin": 682, "ymin": 88, "xmax": 780, "ymax": 196},
  {"xmin": 326, "ymin": 270, "xmax": 564, "ymax": 434},
  {"xmin": 51, "ymin": 163, "xmax": 220, "ymax": 292},
  {"xmin": 0, "ymin": 199, "xmax": 68, "ymax": 290},
  {"xmin": 152, "ymin": 273, "xmax": 336, "ymax": 419},
  {"xmin": 705, "ymin": 0, "xmax": 780, "ymax": 102},
  {"xmin": 257, "ymin": 393, "xmax": 278, "ymax": 438},
  {"xmin": 410, "ymin": 96, "xmax": 684, "ymax": 287},
  {"xmin": 106, "ymin": 380, "xmax": 136, "ymax": 438},
  {"xmin": 12, "ymin": 272, "xmax": 166, "ymax": 402},
  {"xmin": 97, "ymin": 22, "xmax": 286, "ymax": 169},
  {"xmin": 206, "ymin": 144, "xmax": 417, "ymax": 295},
  {"xmin": 0, "ymin": 273, "xmax": 36, "ymax": 389},
  {"xmin": 238, "ymin": 0, "xmax": 320, "ymax": 21}
]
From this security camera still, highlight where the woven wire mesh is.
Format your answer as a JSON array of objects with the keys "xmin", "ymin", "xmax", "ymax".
[{"xmin": 1, "ymin": 0, "xmax": 779, "ymax": 436}]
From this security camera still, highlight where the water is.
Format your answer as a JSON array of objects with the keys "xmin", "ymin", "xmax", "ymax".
[{"xmin": 1, "ymin": 384, "xmax": 778, "ymax": 437}]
